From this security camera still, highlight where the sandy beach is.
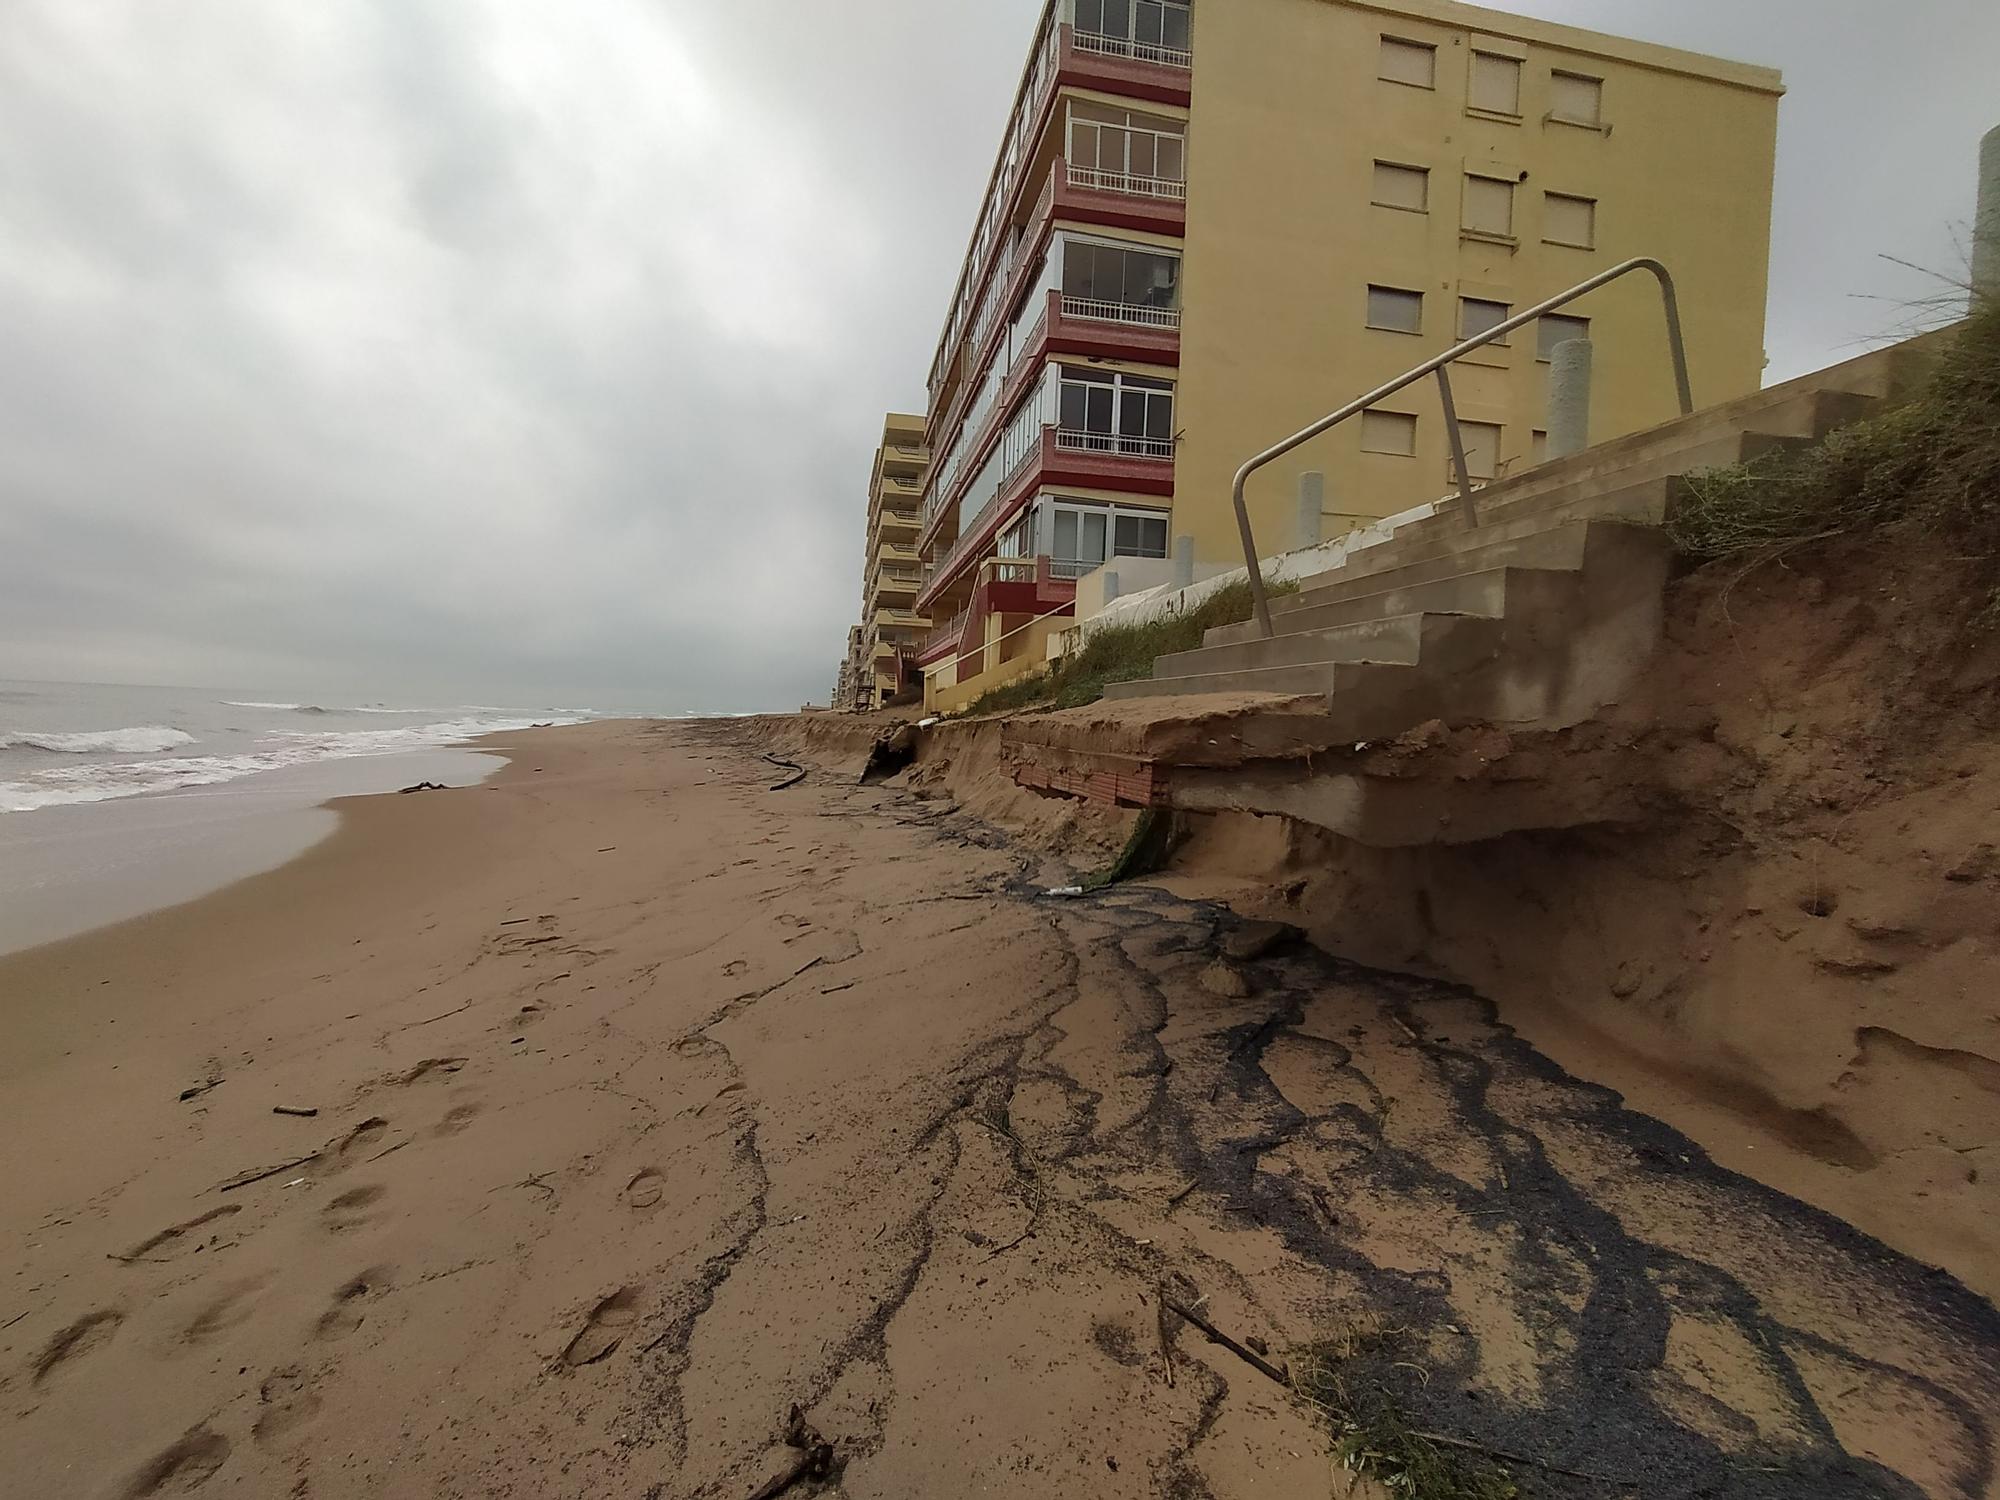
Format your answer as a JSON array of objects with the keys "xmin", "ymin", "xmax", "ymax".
[{"xmin": 4, "ymin": 719, "xmax": 1997, "ymax": 1500}]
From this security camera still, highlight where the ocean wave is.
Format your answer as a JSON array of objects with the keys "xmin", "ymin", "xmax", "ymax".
[
  {"xmin": 0, "ymin": 726, "xmax": 196, "ymax": 755},
  {"xmin": 221, "ymin": 700, "xmax": 301, "ymax": 710},
  {"xmin": 0, "ymin": 714, "xmax": 578, "ymax": 813}
]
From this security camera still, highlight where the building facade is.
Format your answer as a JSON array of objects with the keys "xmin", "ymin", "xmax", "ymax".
[
  {"xmin": 906, "ymin": 0, "xmax": 1780, "ymax": 712},
  {"xmin": 841, "ymin": 414, "xmax": 932, "ymax": 712}
]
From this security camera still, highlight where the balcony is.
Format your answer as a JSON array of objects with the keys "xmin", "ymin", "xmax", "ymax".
[
  {"xmin": 1047, "ymin": 159, "xmax": 1186, "ymax": 238},
  {"xmin": 875, "ymin": 607, "xmax": 930, "ymax": 631},
  {"xmin": 871, "ymin": 564, "xmax": 924, "ymax": 599},
  {"xmin": 877, "ymin": 472, "xmax": 927, "ymax": 504},
  {"xmin": 918, "ymin": 425, "xmax": 1173, "ymax": 610},
  {"xmin": 873, "ymin": 507, "xmax": 921, "ymax": 536},
  {"xmin": 876, "ymin": 540, "xmax": 921, "ymax": 567}
]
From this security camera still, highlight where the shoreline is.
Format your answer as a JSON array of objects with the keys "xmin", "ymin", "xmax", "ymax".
[
  {"xmin": 0, "ymin": 739, "xmax": 526, "ymax": 959},
  {"xmin": 2, "ymin": 719, "xmax": 1994, "ymax": 1499}
]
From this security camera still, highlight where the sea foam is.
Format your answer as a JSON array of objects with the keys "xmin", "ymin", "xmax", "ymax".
[{"xmin": 0, "ymin": 726, "xmax": 197, "ymax": 755}]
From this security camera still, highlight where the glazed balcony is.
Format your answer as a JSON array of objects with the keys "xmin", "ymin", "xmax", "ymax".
[{"xmin": 917, "ymin": 424, "xmax": 1173, "ymax": 611}]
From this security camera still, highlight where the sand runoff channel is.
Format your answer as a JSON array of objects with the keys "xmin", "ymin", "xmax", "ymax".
[{"xmin": 0, "ymin": 717, "xmax": 1992, "ymax": 1500}]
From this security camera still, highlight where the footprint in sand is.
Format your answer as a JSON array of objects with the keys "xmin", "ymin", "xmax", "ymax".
[
  {"xmin": 335, "ymin": 1118, "xmax": 390, "ymax": 1161},
  {"xmin": 183, "ymin": 1275, "xmax": 275, "ymax": 1345},
  {"xmin": 721, "ymin": 960, "xmax": 748, "ymax": 978},
  {"xmin": 252, "ymin": 1365, "xmax": 323, "ymax": 1446},
  {"xmin": 32, "ymin": 1309, "xmax": 123, "ymax": 1385},
  {"xmin": 115, "ymin": 1206, "xmax": 242, "ymax": 1265},
  {"xmin": 391, "ymin": 1058, "xmax": 466, "ymax": 1087},
  {"xmin": 119, "ymin": 1425, "xmax": 230, "ymax": 1497},
  {"xmin": 513, "ymin": 1003, "xmax": 546, "ymax": 1028},
  {"xmin": 624, "ymin": 1169, "xmax": 665, "ymax": 1211},
  {"xmin": 320, "ymin": 1185, "xmax": 388, "ymax": 1233},
  {"xmin": 435, "ymin": 1103, "xmax": 483, "ymax": 1137},
  {"xmin": 561, "ymin": 1287, "xmax": 641, "ymax": 1367},
  {"xmin": 313, "ymin": 1268, "xmax": 391, "ymax": 1343}
]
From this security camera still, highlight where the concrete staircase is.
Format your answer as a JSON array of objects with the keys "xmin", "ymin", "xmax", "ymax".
[{"xmin": 1097, "ymin": 344, "xmax": 1920, "ymax": 738}]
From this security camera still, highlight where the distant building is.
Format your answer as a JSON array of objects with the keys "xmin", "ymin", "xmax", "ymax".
[
  {"xmin": 834, "ymin": 415, "xmax": 932, "ymax": 711},
  {"xmin": 905, "ymin": 0, "xmax": 1780, "ymax": 711}
]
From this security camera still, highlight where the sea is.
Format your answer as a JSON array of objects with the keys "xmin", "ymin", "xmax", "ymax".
[{"xmin": 0, "ymin": 680, "xmax": 602, "ymax": 956}]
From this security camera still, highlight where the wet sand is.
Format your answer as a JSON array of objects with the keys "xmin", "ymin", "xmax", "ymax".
[{"xmin": 2, "ymin": 719, "xmax": 1995, "ymax": 1499}]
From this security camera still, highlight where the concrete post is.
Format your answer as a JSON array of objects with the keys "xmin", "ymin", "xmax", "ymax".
[
  {"xmin": 1296, "ymin": 472, "xmax": 1325, "ymax": 550},
  {"xmin": 1547, "ymin": 337, "xmax": 1595, "ymax": 460},
  {"xmin": 1172, "ymin": 535, "xmax": 1194, "ymax": 590},
  {"xmin": 1974, "ymin": 124, "xmax": 2000, "ymax": 304},
  {"xmin": 1101, "ymin": 570, "xmax": 1120, "ymax": 606}
]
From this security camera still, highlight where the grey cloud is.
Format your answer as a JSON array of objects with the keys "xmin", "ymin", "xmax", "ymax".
[{"xmin": 0, "ymin": 0, "xmax": 1991, "ymax": 710}]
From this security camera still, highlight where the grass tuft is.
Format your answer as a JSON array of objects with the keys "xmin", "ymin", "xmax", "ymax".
[
  {"xmin": 952, "ymin": 577, "xmax": 1299, "ymax": 717},
  {"xmin": 1293, "ymin": 1333, "xmax": 1519, "ymax": 1500},
  {"xmin": 1668, "ymin": 302, "xmax": 2000, "ymax": 620}
]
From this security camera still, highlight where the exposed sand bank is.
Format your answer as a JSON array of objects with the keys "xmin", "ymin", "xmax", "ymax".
[{"xmin": 3, "ymin": 719, "xmax": 1996, "ymax": 1499}]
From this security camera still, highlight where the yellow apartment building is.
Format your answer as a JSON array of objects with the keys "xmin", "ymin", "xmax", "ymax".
[
  {"xmin": 903, "ymin": 0, "xmax": 1781, "ymax": 712},
  {"xmin": 844, "ymin": 414, "xmax": 932, "ymax": 711}
]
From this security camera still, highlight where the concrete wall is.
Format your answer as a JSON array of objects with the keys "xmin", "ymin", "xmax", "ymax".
[{"xmin": 1171, "ymin": 0, "xmax": 1781, "ymax": 565}]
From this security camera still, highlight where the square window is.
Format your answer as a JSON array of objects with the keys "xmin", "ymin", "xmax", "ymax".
[
  {"xmin": 1459, "ymin": 296, "xmax": 1511, "ymax": 344},
  {"xmin": 1379, "ymin": 36, "xmax": 1437, "ymax": 89},
  {"xmin": 1458, "ymin": 421, "xmax": 1504, "ymax": 481},
  {"xmin": 1366, "ymin": 284, "xmax": 1424, "ymax": 335},
  {"xmin": 1463, "ymin": 175, "xmax": 1515, "ymax": 238},
  {"xmin": 1551, "ymin": 71, "xmax": 1604, "ymax": 126},
  {"xmin": 1545, "ymin": 192, "xmax": 1597, "ymax": 248},
  {"xmin": 1469, "ymin": 52, "xmax": 1522, "ymax": 116},
  {"xmin": 1537, "ymin": 313, "xmax": 1591, "ymax": 361},
  {"xmin": 1372, "ymin": 161, "xmax": 1430, "ymax": 213},
  {"xmin": 1361, "ymin": 410, "xmax": 1418, "ymax": 456}
]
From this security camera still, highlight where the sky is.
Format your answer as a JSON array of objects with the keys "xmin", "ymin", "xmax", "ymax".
[{"xmin": 0, "ymin": 1, "xmax": 1993, "ymax": 713}]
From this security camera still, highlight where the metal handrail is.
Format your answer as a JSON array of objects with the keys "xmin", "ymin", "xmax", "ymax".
[{"xmin": 1231, "ymin": 257, "xmax": 1694, "ymax": 638}]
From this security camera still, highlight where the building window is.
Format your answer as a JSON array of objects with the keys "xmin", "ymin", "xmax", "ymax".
[
  {"xmin": 1379, "ymin": 36, "xmax": 1437, "ymax": 89},
  {"xmin": 1545, "ymin": 192, "xmax": 1598, "ymax": 248},
  {"xmin": 1463, "ymin": 175, "xmax": 1515, "ymax": 238},
  {"xmin": 1366, "ymin": 284, "xmax": 1423, "ymax": 335},
  {"xmin": 1550, "ymin": 71, "xmax": 1604, "ymax": 126},
  {"xmin": 1531, "ymin": 429, "xmax": 1548, "ymax": 465},
  {"xmin": 1469, "ymin": 52, "xmax": 1522, "ymax": 116},
  {"xmin": 1372, "ymin": 161, "xmax": 1430, "ymax": 213},
  {"xmin": 1458, "ymin": 421, "xmax": 1504, "ymax": 481},
  {"xmin": 1057, "ymin": 366, "xmax": 1174, "ymax": 455},
  {"xmin": 1360, "ymin": 410, "xmax": 1418, "ymax": 456},
  {"xmin": 1069, "ymin": 101, "xmax": 1187, "ymax": 185},
  {"xmin": 1053, "ymin": 508, "xmax": 1108, "ymax": 567},
  {"xmin": 1061, "ymin": 239, "xmax": 1181, "ymax": 310},
  {"xmin": 1077, "ymin": 0, "xmax": 1191, "ymax": 53},
  {"xmin": 1459, "ymin": 297, "xmax": 1511, "ymax": 344},
  {"xmin": 1537, "ymin": 313, "xmax": 1591, "ymax": 361},
  {"xmin": 1113, "ymin": 512, "xmax": 1171, "ymax": 558}
]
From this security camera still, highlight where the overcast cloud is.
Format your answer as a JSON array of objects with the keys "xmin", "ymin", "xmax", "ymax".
[{"xmin": 0, "ymin": 1, "xmax": 1993, "ymax": 712}]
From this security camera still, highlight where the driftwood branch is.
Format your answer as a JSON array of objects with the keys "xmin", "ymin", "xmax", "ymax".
[{"xmin": 1162, "ymin": 1299, "xmax": 1292, "ymax": 1388}]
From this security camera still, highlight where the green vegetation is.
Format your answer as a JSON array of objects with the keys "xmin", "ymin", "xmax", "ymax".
[
  {"xmin": 1670, "ymin": 302, "xmax": 2000, "ymax": 618},
  {"xmin": 1079, "ymin": 808, "xmax": 1179, "ymax": 891},
  {"xmin": 952, "ymin": 577, "xmax": 1298, "ymax": 717},
  {"xmin": 1293, "ymin": 1333, "xmax": 1519, "ymax": 1500}
]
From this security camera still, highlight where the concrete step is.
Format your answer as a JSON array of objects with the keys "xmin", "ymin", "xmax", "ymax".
[
  {"xmin": 1210, "ymin": 565, "xmax": 1576, "ymax": 649},
  {"xmin": 1104, "ymin": 658, "xmax": 1411, "ymax": 704},
  {"xmin": 1155, "ymin": 609, "xmax": 1512, "ymax": 679}
]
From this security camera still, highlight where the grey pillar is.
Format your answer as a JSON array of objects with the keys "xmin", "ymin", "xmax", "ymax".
[
  {"xmin": 1100, "ymin": 570, "xmax": 1120, "ymax": 605},
  {"xmin": 1975, "ymin": 124, "xmax": 2000, "ymax": 304},
  {"xmin": 1172, "ymin": 535, "xmax": 1195, "ymax": 590},
  {"xmin": 1296, "ymin": 471, "xmax": 1325, "ymax": 550},
  {"xmin": 1547, "ymin": 338, "xmax": 1595, "ymax": 460}
]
